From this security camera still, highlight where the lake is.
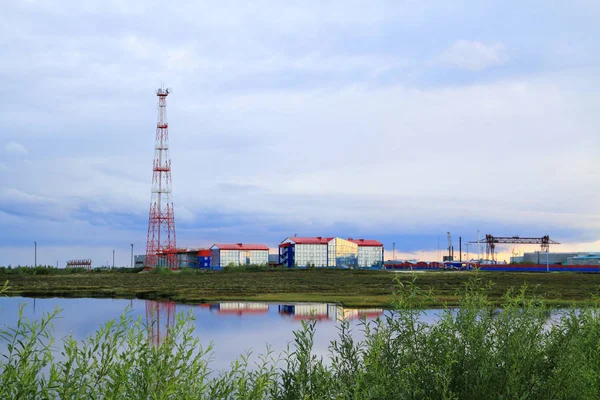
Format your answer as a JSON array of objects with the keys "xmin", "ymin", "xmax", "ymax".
[{"xmin": 0, "ymin": 297, "xmax": 442, "ymax": 370}]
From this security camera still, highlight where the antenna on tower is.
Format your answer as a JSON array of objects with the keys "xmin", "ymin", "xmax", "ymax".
[{"xmin": 145, "ymin": 86, "xmax": 177, "ymax": 269}]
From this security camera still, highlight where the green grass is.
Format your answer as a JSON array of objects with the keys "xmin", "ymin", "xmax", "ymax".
[
  {"xmin": 2, "ymin": 268, "xmax": 600, "ymax": 307},
  {"xmin": 3, "ymin": 276, "xmax": 600, "ymax": 398}
]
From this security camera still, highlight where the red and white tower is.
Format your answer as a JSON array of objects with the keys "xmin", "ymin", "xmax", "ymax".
[{"xmin": 145, "ymin": 86, "xmax": 177, "ymax": 269}]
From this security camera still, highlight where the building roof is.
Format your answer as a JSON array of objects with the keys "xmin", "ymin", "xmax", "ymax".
[
  {"xmin": 347, "ymin": 238, "xmax": 384, "ymax": 247},
  {"xmin": 281, "ymin": 236, "xmax": 333, "ymax": 245},
  {"xmin": 211, "ymin": 243, "xmax": 269, "ymax": 251},
  {"xmin": 573, "ymin": 254, "xmax": 600, "ymax": 259}
]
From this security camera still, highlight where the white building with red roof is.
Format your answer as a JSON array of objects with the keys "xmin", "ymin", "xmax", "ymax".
[
  {"xmin": 279, "ymin": 236, "xmax": 361, "ymax": 268},
  {"xmin": 347, "ymin": 238, "xmax": 384, "ymax": 268},
  {"xmin": 210, "ymin": 243, "xmax": 269, "ymax": 268}
]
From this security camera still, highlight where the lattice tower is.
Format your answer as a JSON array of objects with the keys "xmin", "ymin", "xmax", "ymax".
[{"xmin": 145, "ymin": 87, "xmax": 177, "ymax": 268}]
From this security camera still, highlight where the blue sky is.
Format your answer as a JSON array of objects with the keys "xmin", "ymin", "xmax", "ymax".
[{"xmin": 1, "ymin": 0, "xmax": 599, "ymax": 266}]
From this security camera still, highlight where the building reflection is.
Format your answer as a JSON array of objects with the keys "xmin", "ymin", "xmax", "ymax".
[
  {"xmin": 278, "ymin": 304, "xmax": 384, "ymax": 321},
  {"xmin": 145, "ymin": 300, "xmax": 176, "ymax": 347},
  {"xmin": 143, "ymin": 300, "xmax": 384, "ymax": 346},
  {"xmin": 204, "ymin": 302, "xmax": 269, "ymax": 315},
  {"xmin": 196, "ymin": 301, "xmax": 384, "ymax": 321}
]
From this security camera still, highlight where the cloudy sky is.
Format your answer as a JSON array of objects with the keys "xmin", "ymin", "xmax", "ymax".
[{"xmin": 1, "ymin": 0, "xmax": 599, "ymax": 266}]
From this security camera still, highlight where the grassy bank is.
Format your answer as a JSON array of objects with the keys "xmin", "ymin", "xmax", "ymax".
[
  {"xmin": 2, "ymin": 268, "xmax": 600, "ymax": 307},
  {"xmin": 3, "ymin": 278, "xmax": 600, "ymax": 399}
]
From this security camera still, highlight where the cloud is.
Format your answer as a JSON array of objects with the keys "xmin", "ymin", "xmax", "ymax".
[
  {"xmin": 1, "ymin": 1, "xmax": 600, "ymax": 266},
  {"xmin": 4, "ymin": 140, "xmax": 28, "ymax": 156},
  {"xmin": 439, "ymin": 40, "xmax": 506, "ymax": 71}
]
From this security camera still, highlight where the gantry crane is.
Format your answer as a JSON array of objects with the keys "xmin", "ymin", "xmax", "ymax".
[{"xmin": 469, "ymin": 234, "xmax": 559, "ymax": 263}]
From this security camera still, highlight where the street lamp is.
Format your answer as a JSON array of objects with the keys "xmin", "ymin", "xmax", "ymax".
[{"xmin": 477, "ymin": 230, "xmax": 480, "ymax": 263}]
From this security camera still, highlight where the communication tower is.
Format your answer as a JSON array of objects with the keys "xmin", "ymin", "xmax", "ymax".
[{"xmin": 145, "ymin": 86, "xmax": 178, "ymax": 268}]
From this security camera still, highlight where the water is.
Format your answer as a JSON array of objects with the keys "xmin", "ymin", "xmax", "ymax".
[{"xmin": 0, "ymin": 297, "xmax": 427, "ymax": 370}]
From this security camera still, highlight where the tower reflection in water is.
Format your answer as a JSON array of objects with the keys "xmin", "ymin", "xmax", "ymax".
[{"xmin": 145, "ymin": 300, "xmax": 177, "ymax": 347}]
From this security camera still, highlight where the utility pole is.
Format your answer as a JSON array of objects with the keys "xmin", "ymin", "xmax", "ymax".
[
  {"xmin": 130, "ymin": 243, "xmax": 134, "ymax": 268},
  {"xmin": 34, "ymin": 241, "xmax": 37, "ymax": 267},
  {"xmin": 465, "ymin": 243, "xmax": 471, "ymax": 263},
  {"xmin": 392, "ymin": 242, "xmax": 396, "ymax": 261},
  {"xmin": 112, "ymin": 249, "xmax": 115, "ymax": 268},
  {"xmin": 477, "ymin": 230, "xmax": 480, "ymax": 264},
  {"xmin": 459, "ymin": 236, "xmax": 462, "ymax": 262}
]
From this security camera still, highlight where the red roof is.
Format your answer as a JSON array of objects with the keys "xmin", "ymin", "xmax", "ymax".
[
  {"xmin": 282, "ymin": 237, "xmax": 333, "ymax": 245},
  {"xmin": 347, "ymin": 238, "xmax": 383, "ymax": 247},
  {"xmin": 212, "ymin": 243, "xmax": 269, "ymax": 251}
]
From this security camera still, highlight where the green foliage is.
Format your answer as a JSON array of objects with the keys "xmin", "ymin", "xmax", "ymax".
[
  {"xmin": 148, "ymin": 267, "xmax": 174, "ymax": 275},
  {"xmin": 222, "ymin": 264, "xmax": 272, "ymax": 273},
  {"xmin": 178, "ymin": 267, "xmax": 199, "ymax": 274},
  {"xmin": 92, "ymin": 267, "xmax": 146, "ymax": 274},
  {"xmin": 3, "ymin": 276, "xmax": 600, "ymax": 398}
]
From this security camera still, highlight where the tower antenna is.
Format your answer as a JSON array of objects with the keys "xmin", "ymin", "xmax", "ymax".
[{"xmin": 145, "ymin": 86, "xmax": 177, "ymax": 269}]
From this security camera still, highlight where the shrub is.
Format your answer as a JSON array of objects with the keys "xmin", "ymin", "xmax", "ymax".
[
  {"xmin": 2, "ymin": 275, "xmax": 600, "ymax": 398},
  {"xmin": 148, "ymin": 267, "xmax": 173, "ymax": 275}
]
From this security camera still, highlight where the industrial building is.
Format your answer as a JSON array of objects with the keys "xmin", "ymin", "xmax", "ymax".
[
  {"xmin": 567, "ymin": 253, "xmax": 600, "ymax": 265},
  {"xmin": 348, "ymin": 238, "xmax": 384, "ymax": 267},
  {"xmin": 210, "ymin": 243, "xmax": 269, "ymax": 268},
  {"xmin": 134, "ymin": 255, "xmax": 145, "ymax": 268},
  {"xmin": 198, "ymin": 250, "xmax": 211, "ymax": 268},
  {"xmin": 522, "ymin": 252, "xmax": 590, "ymax": 265},
  {"xmin": 279, "ymin": 236, "xmax": 383, "ymax": 268},
  {"xmin": 279, "ymin": 237, "xmax": 328, "ymax": 267},
  {"xmin": 279, "ymin": 237, "xmax": 352, "ymax": 267}
]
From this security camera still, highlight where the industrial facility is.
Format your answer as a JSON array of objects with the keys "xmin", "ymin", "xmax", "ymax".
[
  {"xmin": 129, "ymin": 88, "xmax": 597, "ymax": 274},
  {"xmin": 210, "ymin": 243, "xmax": 269, "ymax": 268},
  {"xmin": 133, "ymin": 236, "xmax": 384, "ymax": 269},
  {"xmin": 279, "ymin": 237, "xmax": 384, "ymax": 268},
  {"xmin": 512, "ymin": 252, "xmax": 600, "ymax": 266}
]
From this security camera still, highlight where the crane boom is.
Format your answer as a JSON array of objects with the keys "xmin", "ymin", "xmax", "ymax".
[{"xmin": 468, "ymin": 234, "xmax": 559, "ymax": 262}]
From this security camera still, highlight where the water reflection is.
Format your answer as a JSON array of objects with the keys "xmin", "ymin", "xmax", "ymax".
[
  {"xmin": 145, "ymin": 300, "xmax": 176, "ymax": 347},
  {"xmin": 203, "ymin": 302, "xmax": 269, "ymax": 315},
  {"xmin": 142, "ymin": 300, "xmax": 385, "ymax": 346},
  {"xmin": 278, "ymin": 304, "xmax": 384, "ymax": 321},
  {"xmin": 141, "ymin": 300, "xmax": 384, "ymax": 322},
  {"xmin": 0, "ymin": 297, "xmax": 393, "ymax": 370}
]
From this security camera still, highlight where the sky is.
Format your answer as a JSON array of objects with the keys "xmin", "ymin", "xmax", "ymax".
[{"xmin": 1, "ymin": 0, "xmax": 599, "ymax": 266}]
